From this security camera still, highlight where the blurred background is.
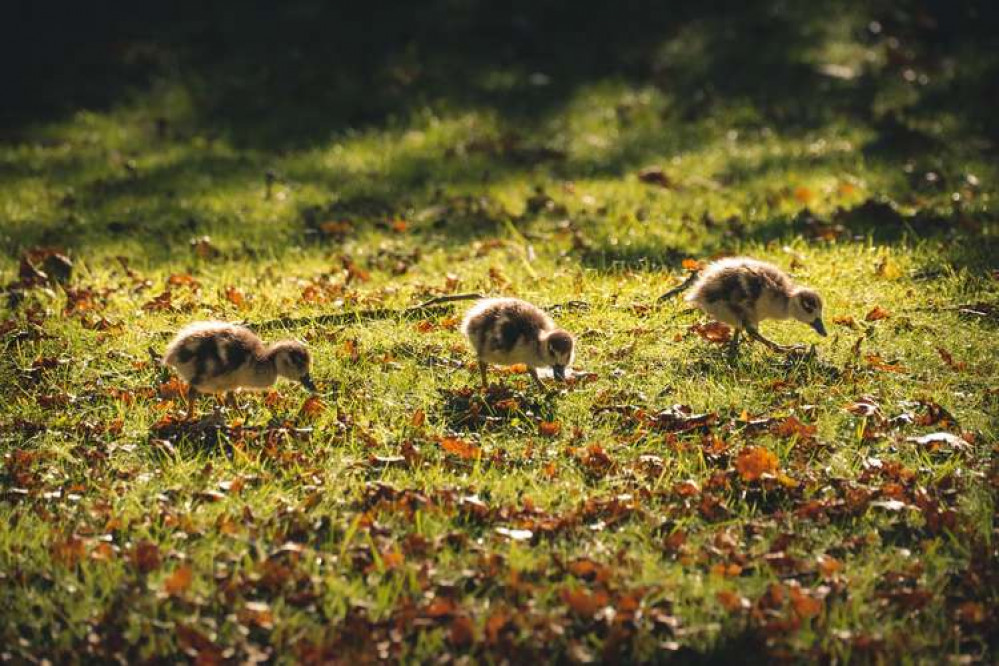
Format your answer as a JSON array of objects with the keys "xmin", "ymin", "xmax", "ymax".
[{"xmin": 0, "ymin": 0, "xmax": 996, "ymax": 261}]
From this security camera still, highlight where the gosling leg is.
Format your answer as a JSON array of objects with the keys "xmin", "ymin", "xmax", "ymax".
[
  {"xmin": 186, "ymin": 387, "xmax": 198, "ymax": 421},
  {"xmin": 746, "ymin": 327, "xmax": 792, "ymax": 353},
  {"xmin": 529, "ymin": 367, "xmax": 546, "ymax": 391},
  {"xmin": 728, "ymin": 328, "xmax": 742, "ymax": 358},
  {"xmin": 478, "ymin": 359, "xmax": 489, "ymax": 390}
]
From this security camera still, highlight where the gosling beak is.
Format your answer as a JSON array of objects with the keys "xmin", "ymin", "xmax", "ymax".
[
  {"xmin": 300, "ymin": 374, "xmax": 317, "ymax": 392},
  {"xmin": 810, "ymin": 319, "xmax": 828, "ymax": 337},
  {"xmin": 552, "ymin": 365, "xmax": 567, "ymax": 381}
]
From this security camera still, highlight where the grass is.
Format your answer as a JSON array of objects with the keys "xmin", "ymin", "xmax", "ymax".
[{"xmin": 1, "ymin": 0, "xmax": 997, "ymax": 663}]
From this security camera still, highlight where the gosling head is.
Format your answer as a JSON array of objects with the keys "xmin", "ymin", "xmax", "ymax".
[
  {"xmin": 789, "ymin": 289, "xmax": 827, "ymax": 337},
  {"xmin": 540, "ymin": 329, "xmax": 575, "ymax": 381},
  {"xmin": 270, "ymin": 341, "xmax": 316, "ymax": 391}
]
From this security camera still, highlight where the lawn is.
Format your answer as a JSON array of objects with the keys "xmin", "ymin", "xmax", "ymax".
[{"xmin": 1, "ymin": 0, "xmax": 997, "ymax": 663}]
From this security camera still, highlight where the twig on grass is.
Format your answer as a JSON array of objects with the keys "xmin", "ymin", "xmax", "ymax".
[
  {"xmin": 409, "ymin": 292, "xmax": 484, "ymax": 310},
  {"xmin": 252, "ymin": 293, "xmax": 484, "ymax": 331}
]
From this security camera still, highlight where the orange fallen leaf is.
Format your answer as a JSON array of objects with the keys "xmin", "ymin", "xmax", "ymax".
[
  {"xmin": 164, "ymin": 564, "xmax": 193, "ymax": 595},
  {"xmin": 485, "ymin": 610, "xmax": 510, "ymax": 646},
  {"xmin": 865, "ymin": 306, "xmax": 891, "ymax": 321},
  {"xmin": 690, "ymin": 321, "xmax": 732, "ymax": 344},
  {"xmin": 342, "ymin": 338, "xmax": 360, "ymax": 363},
  {"xmin": 410, "ymin": 408, "xmax": 426, "ymax": 427},
  {"xmin": 663, "ymin": 529, "xmax": 686, "ymax": 553},
  {"xmin": 710, "ymin": 563, "xmax": 743, "ymax": 577},
  {"xmin": 561, "ymin": 588, "xmax": 609, "ymax": 617},
  {"xmin": 735, "ymin": 447, "xmax": 778, "ymax": 482},
  {"xmin": 538, "ymin": 421, "xmax": 561, "ymax": 437},
  {"xmin": 440, "ymin": 437, "xmax": 481, "ymax": 460},
  {"xmin": 424, "ymin": 597, "xmax": 458, "ymax": 618},
  {"xmin": 158, "ymin": 377, "xmax": 188, "ymax": 400},
  {"xmin": 299, "ymin": 395, "xmax": 325, "ymax": 418},
  {"xmin": 716, "ymin": 590, "xmax": 750, "ymax": 612},
  {"xmin": 380, "ymin": 548, "xmax": 405, "ymax": 570},
  {"xmin": 51, "ymin": 534, "xmax": 86, "ymax": 568},
  {"xmin": 771, "ymin": 415, "xmax": 816, "ymax": 440},
  {"xmin": 956, "ymin": 601, "xmax": 986, "ymax": 625},
  {"xmin": 789, "ymin": 585, "xmax": 823, "ymax": 619},
  {"xmin": 90, "ymin": 542, "xmax": 115, "ymax": 562},
  {"xmin": 449, "ymin": 615, "xmax": 475, "ymax": 647},
  {"xmin": 167, "ymin": 273, "xmax": 201, "ymax": 289},
  {"xmin": 865, "ymin": 354, "xmax": 905, "ymax": 372},
  {"xmin": 816, "ymin": 554, "xmax": 842, "ymax": 578},
  {"xmin": 224, "ymin": 286, "xmax": 246, "ymax": 308},
  {"xmin": 673, "ymin": 480, "xmax": 700, "ymax": 497}
]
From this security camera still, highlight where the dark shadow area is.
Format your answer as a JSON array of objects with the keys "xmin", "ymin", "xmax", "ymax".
[
  {"xmin": 3, "ymin": 0, "xmax": 997, "ymax": 148},
  {"xmin": 1, "ymin": 0, "xmax": 997, "ymax": 269}
]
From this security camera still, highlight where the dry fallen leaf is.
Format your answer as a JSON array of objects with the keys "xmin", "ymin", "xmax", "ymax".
[
  {"xmin": 690, "ymin": 321, "xmax": 732, "ymax": 344},
  {"xmin": 299, "ymin": 395, "xmax": 325, "ymax": 418},
  {"xmin": 865, "ymin": 306, "xmax": 891, "ymax": 321},
  {"xmin": 538, "ymin": 421, "xmax": 561, "ymax": 437},
  {"xmin": 716, "ymin": 590, "xmax": 750, "ymax": 612},
  {"xmin": 735, "ymin": 447, "xmax": 779, "ymax": 482},
  {"xmin": 164, "ymin": 564, "xmax": 193, "ymax": 595},
  {"xmin": 638, "ymin": 166, "xmax": 673, "ymax": 188},
  {"xmin": 816, "ymin": 554, "xmax": 842, "ymax": 578},
  {"xmin": 342, "ymin": 338, "xmax": 360, "ymax": 363},
  {"xmin": 51, "ymin": 534, "xmax": 86, "ymax": 568},
  {"xmin": 449, "ymin": 615, "xmax": 476, "ymax": 647},
  {"xmin": 485, "ymin": 610, "xmax": 510, "ymax": 646},
  {"xmin": 936, "ymin": 347, "xmax": 966, "ymax": 371},
  {"xmin": 190, "ymin": 236, "xmax": 220, "ymax": 259},
  {"xmin": 440, "ymin": 437, "xmax": 481, "ymax": 460},
  {"xmin": 789, "ymin": 585, "xmax": 823, "ymax": 619},
  {"xmin": 132, "ymin": 540, "xmax": 161, "ymax": 574},
  {"xmin": 561, "ymin": 587, "xmax": 610, "ymax": 617},
  {"xmin": 167, "ymin": 273, "xmax": 201, "ymax": 290},
  {"xmin": 771, "ymin": 415, "xmax": 817, "ymax": 440},
  {"xmin": 224, "ymin": 286, "xmax": 246, "ymax": 308},
  {"xmin": 865, "ymin": 354, "xmax": 905, "ymax": 373}
]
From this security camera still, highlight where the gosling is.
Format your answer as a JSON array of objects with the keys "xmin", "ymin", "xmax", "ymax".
[
  {"xmin": 163, "ymin": 321, "xmax": 315, "ymax": 419},
  {"xmin": 460, "ymin": 298, "xmax": 575, "ymax": 390},
  {"xmin": 685, "ymin": 257, "xmax": 827, "ymax": 354}
]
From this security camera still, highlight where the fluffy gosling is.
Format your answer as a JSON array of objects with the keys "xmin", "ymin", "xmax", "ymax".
[
  {"xmin": 686, "ymin": 257, "xmax": 827, "ymax": 353},
  {"xmin": 163, "ymin": 321, "xmax": 315, "ymax": 419},
  {"xmin": 460, "ymin": 297, "xmax": 575, "ymax": 390}
]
